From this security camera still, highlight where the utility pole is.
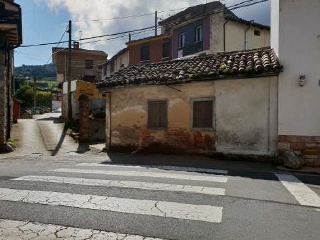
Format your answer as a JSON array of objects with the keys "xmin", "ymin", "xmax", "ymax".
[
  {"xmin": 67, "ymin": 20, "xmax": 72, "ymax": 121},
  {"xmin": 155, "ymin": 11, "xmax": 158, "ymax": 36}
]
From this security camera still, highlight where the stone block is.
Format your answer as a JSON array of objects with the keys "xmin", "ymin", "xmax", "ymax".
[{"xmin": 278, "ymin": 142, "xmax": 290, "ymax": 150}]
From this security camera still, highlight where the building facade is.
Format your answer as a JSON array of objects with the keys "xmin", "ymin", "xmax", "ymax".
[
  {"xmin": 272, "ymin": 0, "xmax": 320, "ymax": 166},
  {"xmin": 97, "ymin": 48, "xmax": 281, "ymax": 155},
  {"xmin": 0, "ymin": 0, "xmax": 22, "ymax": 151},
  {"xmin": 127, "ymin": 35, "xmax": 171, "ymax": 65},
  {"xmin": 159, "ymin": 1, "xmax": 270, "ymax": 58},
  {"xmin": 52, "ymin": 44, "xmax": 108, "ymax": 83}
]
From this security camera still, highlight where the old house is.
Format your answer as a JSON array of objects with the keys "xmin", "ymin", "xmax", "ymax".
[
  {"xmin": 52, "ymin": 43, "xmax": 107, "ymax": 119},
  {"xmin": 0, "ymin": 0, "xmax": 22, "ymax": 151},
  {"xmin": 159, "ymin": 1, "xmax": 270, "ymax": 58},
  {"xmin": 271, "ymin": 0, "xmax": 320, "ymax": 166},
  {"xmin": 101, "ymin": 47, "xmax": 129, "ymax": 80},
  {"xmin": 52, "ymin": 43, "xmax": 108, "ymax": 83},
  {"xmin": 97, "ymin": 47, "xmax": 281, "ymax": 155}
]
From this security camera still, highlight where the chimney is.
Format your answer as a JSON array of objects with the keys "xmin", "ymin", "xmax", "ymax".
[{"xmin": 73, "ymin": 41, "xmax": 80, "ymax": 49}]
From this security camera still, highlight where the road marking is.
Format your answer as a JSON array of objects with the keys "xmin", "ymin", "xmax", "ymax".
[
  {"xmin": 52, "ymin": 168, "xmax": 228, "ymax": 183},
  {"xmin": 275, "ymin": 174, "xmax": 320, "ymax": 208},
  {"xmin": 0, "ymin": 188, "xmax": 223, "ymax": 223},
  {"xmin": 14, "ymin": 175, "xmax": 225, "ymax": 196},
  {"xmin": 0, "ymin": 219, "xmax": 163, "ymax": 240},
  {"xmin": 78, "ymin": 163, "xmax": 229, "ymax": 175}
]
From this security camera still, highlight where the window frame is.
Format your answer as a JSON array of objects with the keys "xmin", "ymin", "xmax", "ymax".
[
  {"xmin": 162, "ymin": 41, "xmax": 170, "ymax": 60},
  {"xmin": 178, "ymin": 32, "xmax": 186, "ymax": 48},
  {"xmin": 147, "ymin": 100, "xmax": 168, "ymax": 130},
  {"xmin": 195, "ymin": 25, "xmax": 203, "ymax": 42},
  {"xmin": 254, "ymin": 29, "xmax": 261, "ymax": 36},
  {"xmin": 191, "ymin": 98, "xmax": 215, "ymax": 130},
  {"xmin": 140, "ymin": 45, "xmax": 150, "ymax": 62},
  {"xmin": 85, "ymin": 59, "xmax": 94, "ymax": 69}
]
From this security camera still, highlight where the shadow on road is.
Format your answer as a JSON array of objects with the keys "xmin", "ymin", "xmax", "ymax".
[
  {"xmin": 49, "ymin": 125, "xmax": 68, "ymax": 156},
  {"xmin": 101, "ymin": 153, "xmax": 320, "ymax": 185}
]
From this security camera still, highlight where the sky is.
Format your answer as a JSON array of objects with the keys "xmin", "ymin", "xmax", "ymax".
[{"xmin": 14, "ymin": 0, "xmax": 270, "ymax": 67}]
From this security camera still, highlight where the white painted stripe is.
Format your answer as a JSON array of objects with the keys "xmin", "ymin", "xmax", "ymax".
[
  {"xmin": 14, "ymin": 175, "xmax": 225, "ymax": 196},
  {"xmin": 0, "ymin": 188, "xmax": 223, "ymax": 223},
  {"xmin": 275, "ymin": 174, "xmax": 320, "ymax": 208},
  {"xmin": 78, "ymin": 163, "xmax": 229, "ymax": 175},
  {"xmin": 0, "ymin": 219, "xmax": 162, "ymax": 239},
  {"xmin": 52, "ymin": 168, "xmax": 228, "ymax": 183}
]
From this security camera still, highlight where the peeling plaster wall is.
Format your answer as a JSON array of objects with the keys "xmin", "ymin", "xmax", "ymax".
[
  {"xmin": 215, "ymin": 77, "xmax": 278, "ymax": 155},
  {"xmin": 108, "ymin": 82, "xmax": 215, "ymax": 152},
  {"xmin": 107, "ymin": 76, "xmax": 278, "ymax": 155}
]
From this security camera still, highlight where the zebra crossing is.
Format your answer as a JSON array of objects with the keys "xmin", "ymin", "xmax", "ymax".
[
  {"xmin": 0, "ymin": 162, "xmax": 319, "ymax": 239},
  {"xmin": 0, "ymin": 163, "xmax": 230, "ymax": 239}
]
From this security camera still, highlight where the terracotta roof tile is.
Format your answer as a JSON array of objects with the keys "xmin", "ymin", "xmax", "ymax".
[{"xmin": 97, "ymin": 48, "xmax": 281, "ymax": 90}]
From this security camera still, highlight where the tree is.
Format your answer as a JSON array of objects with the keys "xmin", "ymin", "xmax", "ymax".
[{"xmin": 15, "ymin": 84, "xmax": 52, "ymax": 110}]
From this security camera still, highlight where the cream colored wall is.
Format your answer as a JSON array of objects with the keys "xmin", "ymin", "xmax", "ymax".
[
  {"xmin": 105, "ymin": 76, "xmax": 278, "ymax": 154},
  {"xmin": 225, "ymin": 21, "xmax": 270, "ymax": 52},
  {"xmin": 273, "ymin": 0, "xmax": 320, "ymax": 136},
  {"xmin": 210, "ymin": 12, "xmax": 225, "ymax": 53},
  {"xmin": 108, "ymin": 82, "xmax": 215, "ymax": 148},
  {"xmin": 114, "ymin": 51, "xmax": 129, "ymax": 72},
  {"xmin": 215, "ymin": 76, "xmax": 278, "ymax": 155}
]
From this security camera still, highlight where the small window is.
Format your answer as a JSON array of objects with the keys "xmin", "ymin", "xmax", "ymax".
[
  {"xmin": 162, "ymin": 41, "xmax": 170, "ymax": 59},
  {"xmin": 178, "ymin": 33, "xmax": 185, "ymax": 48},
  {"xmin": 254, "ymin": 30, "xmax": 261, "ymax": 36},
  {"xmin": 85, "ymin": 60, "xmax": 93, "ymax": 69},
  {"xmin": 195, "ymin": 26, "xmax": 203, "ymax": 42},
  {"xmin": 140, "ymin": 45, "xmax": 150, "ymax": 62},
  {"xmin": 192, "ymin": 99, "xmax": 214, "ymax": 129},
  {"xmin": 148, "ymin": 100, "xmax": 167, "ymax": 129}
]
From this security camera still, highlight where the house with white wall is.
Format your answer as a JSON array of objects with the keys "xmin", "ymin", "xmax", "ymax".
[
  {"xmin": 272, "ymin": 0, "xmax": 320, "ymax": 166},
  {"xmin": 101, "ymin": 47, "xmax": 129, "ymax": 80}
]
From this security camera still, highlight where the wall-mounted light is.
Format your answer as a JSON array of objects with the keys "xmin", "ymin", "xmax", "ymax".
[{"xmin": 299, "ymin": 74, "xmax": 306, "ymax": 87}]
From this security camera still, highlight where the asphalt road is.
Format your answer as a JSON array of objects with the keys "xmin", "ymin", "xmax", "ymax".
[{"xmin": 0, "ymin": 114, "xmax": 319, "ymax": 239}]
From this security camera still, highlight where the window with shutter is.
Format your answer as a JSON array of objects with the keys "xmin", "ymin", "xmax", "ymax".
[
  {"xmin": 192, "ymin": 99, "xmax": 214, "ymax": 129},
  {"xmin": 148, "ymin": 100, "xmax": 167, "ymax": 129}
]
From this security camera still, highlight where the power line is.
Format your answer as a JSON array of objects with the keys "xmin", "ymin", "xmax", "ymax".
[
  {"xmin": 20, "ymin": 26, "xmax": 155, "ymax": 48},
  {"xmin": 19, "ymin": 0, "xmax": 268, "ymax": 49},
  {"xmin": 45, "ymin": 25, "xmax": 69, "ymax": 64}
]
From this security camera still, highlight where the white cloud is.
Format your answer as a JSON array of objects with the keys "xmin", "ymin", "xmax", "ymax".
[{"xmin": 38, "ymin": 0, "xmax": 270, "ymax": 57}]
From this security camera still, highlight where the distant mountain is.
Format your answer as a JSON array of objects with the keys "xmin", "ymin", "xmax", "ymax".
[{"xmin": 14, "ymin": 63, "xmax": 57, "ymax": 79}]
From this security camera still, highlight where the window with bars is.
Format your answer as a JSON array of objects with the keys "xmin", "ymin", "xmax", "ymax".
[
  {"xmin": 148, "ymin": 100, "xmax": 167, "ymax": 129},
  {"xmin": 192, "ymin": 99, "xmax": 214, "ymax": 129}
]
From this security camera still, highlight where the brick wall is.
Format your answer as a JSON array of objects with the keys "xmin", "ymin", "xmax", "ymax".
[{"xmin": 278, "ymin": 135, "xmax": 320, "ymax": 166}]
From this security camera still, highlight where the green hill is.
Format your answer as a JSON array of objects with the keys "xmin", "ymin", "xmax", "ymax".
[{"xmin": 14, "ymin": 63, "xmax": 57, "ymax": 79}]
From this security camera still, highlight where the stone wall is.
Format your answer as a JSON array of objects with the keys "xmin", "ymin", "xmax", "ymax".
[{"xmin": 278, "ymin": 135, "xmax": 320, "ymax": 166}]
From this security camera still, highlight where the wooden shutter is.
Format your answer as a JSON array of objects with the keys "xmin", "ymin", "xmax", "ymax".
[
  {"xmin": 148, "ymin": 101, "xmax": 167, "ymax": 128},
  {"xmin": 193, "ymin": 100, "xmax": 213, "ymax": 128}
]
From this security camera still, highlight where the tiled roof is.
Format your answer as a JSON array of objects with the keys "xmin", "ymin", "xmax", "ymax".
[{"xmin": 96, "ymin": 48, "xmax": 281, "ymax": 90}]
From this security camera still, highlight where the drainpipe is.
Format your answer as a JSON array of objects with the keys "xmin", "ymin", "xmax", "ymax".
[
  {"xmin": 245, "ymin": 20, "xmax": 254, "ymax": 50},
  {"xmin": 223, "ymin": 19, "xmax": 230, "ymax": 52}
]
